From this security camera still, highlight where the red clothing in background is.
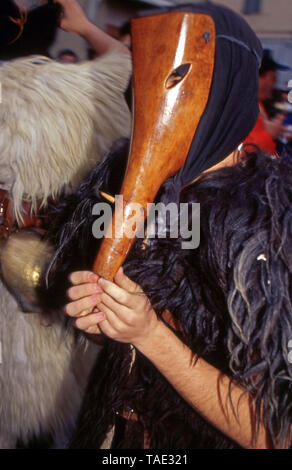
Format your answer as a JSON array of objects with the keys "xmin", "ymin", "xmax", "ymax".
[{"xmin": 244, "ymin": 103, "xmax": 277, "ymax": 154}]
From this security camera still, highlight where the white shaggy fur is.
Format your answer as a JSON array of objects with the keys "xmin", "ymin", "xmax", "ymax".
[
  {"xmin": 0, "ymin": 49, "xmax": 132, "ymax": 448},
  {"xmin": 0, "ymin": 288, "xmax": 98, "ymax": 448},
  {"xmin": 0, "ymin": 48, "xmax": 132, "ymax": 220}
]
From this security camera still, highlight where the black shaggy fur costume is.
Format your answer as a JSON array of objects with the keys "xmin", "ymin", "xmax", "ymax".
[{"xmin": 43, "ymin": 140, "xmax": 292, "ymax": 449}]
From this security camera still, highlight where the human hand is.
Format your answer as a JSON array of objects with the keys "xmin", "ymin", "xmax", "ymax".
[
  {"xmin": 96, "ymin": 268, "xmax": 159, "ymax": 347},
  {"xmin": 65, "ymin": 270, "xmax": 104, "ymax": 335},
  {"xmin": 65, "ymin": 268, "xmax": 159, "ymax": 346},
  {"xmin": 53, "ymin": 0, "xmax": 90, "ymax": 35}
]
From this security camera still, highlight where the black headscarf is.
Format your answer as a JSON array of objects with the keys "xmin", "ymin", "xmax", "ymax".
[{"xmin": 140, "ymin": 3, "xmax": 263, "ymax": 202}]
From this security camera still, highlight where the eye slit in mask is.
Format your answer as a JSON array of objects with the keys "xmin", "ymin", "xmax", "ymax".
[{"xmin": 165, "ymin": 63, "xmax": 191, "ymax": 89}]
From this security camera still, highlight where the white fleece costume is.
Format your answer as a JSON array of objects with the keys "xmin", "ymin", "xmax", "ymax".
[{"xmin": 0, "ymin": 49, "xmax": 131, "ymax": 448}]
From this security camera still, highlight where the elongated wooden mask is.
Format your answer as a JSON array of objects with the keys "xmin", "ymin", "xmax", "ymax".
[{"xmin": 93, "ymin": 12, "xmax": 215, "ymax": 280}]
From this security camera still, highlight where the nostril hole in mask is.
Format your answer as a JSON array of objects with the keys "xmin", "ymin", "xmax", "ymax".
[{"xmin": 165, "ymin": 64, "xmax": 191, "ymax": 89}]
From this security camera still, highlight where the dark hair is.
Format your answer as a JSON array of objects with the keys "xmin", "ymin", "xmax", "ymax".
[
  {"xmin": 259, "ymin": 50, "xmax": 290, "ymax": 77},
  {"xmin": 87, "ymin": 48, "xmax": 97, "ymax": 61},
  {"xmin": 0, "ymin": 1, "xmax": 62, "ymax": 60},
  {"xmin": 120, "ymin": 21, "xmax": 131, "ymax": 37},
  {"xmin": 259, "ymin": 58, "xmax": 277, "ymax": 77}
]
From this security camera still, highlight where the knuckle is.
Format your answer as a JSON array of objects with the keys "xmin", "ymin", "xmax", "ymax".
[
  {"xmin": 119, "ymin": 291, "xmax": 128, "ymax": 305},
  {"xmin": 79, "ymin": 308, "xmax": 91, "ymax": 317},
  {"xmin": 87, "ymin": 325, "xmax": 98, "ymax": 335},
  {"xmin": 134, "ymin": 283, "xmax": 143, "ymax": 294},
  {"xmin": 136, "ymin": 294, "xmax": 148, "ymax": 309},
  {"xmin": 64, "ymin": 302, "xmax": 73, "ymax": 316},
  {"xmin": 126, "ymin": 321, "xmax": 134, "ymax": 331},
  {"xmin": 90, "ymin": 294, "xmax": 99, "ymax": 306},
  {"xmin": 146, "ymin": 299, "xmax": 152, "ymax": 310},
  {"xmin": 74, "ymin": 318, "xmax": 83, "ymax": 331},
  {"xmin": 145, "ymin": 296, "xmax": 152, "ymax": 309},
  {"xmin": 126, "ymin": 314, "xmax": 135, "ymax": 327},
  {"xmin": 67, "ymin": 285, "xmax": 79, "ymax": 300},
  {"xmin": 119, "ymin": 322, "xmax": 128, "ymax": 333},
  {"xmin": 68, "ymin": 271, "xmax": 79, "ymax": 284}
]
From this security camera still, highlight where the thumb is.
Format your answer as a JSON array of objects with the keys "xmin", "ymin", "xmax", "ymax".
[{"xmin": 114, "ymin": 267, "xmax": 143, "ymax": 294}]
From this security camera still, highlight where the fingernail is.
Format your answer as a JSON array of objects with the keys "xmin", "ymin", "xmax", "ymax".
[
  {"xmin": 89, "ymin": 273, "xmax": 98, "ymax": 282},
  {"xmin": 96, "ymin": 313, "xmax": 105, "ymax": 321},
  {"xmin": 93, "ymin": 284, "xmax": 102, "ymax": 292},
  {"xmin": 98, "ymin": 278, "xmax": 105, "ymax": 287}
]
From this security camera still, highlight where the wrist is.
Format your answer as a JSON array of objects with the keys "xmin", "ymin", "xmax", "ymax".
[
  {"xmin": 76, "ymin": 18, "xmax": 93, "ymax": 38},
  {"xmin": 133, "ymin": 317, "xmax": 169, "ymax": 355}
]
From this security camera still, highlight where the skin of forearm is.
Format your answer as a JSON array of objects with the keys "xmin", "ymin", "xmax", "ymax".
[
  {"xmin": 133, "ymin": 320, "xmax": 270, "ymax": 449},
  {"xmin": 79, "ymin": 20, "xmax": 130, "ymax": 56}
]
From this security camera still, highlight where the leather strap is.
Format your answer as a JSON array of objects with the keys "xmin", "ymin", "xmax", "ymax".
[
  {"xmin": 0, "ymin": 189, "xmax": 15, "ymax": 239},
  {"xmin": 0, "ymin": 189, "xmax": 49, "ymax": 240}
]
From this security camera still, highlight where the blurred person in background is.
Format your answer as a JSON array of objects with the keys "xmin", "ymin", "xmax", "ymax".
[
  {"xmin": 244, "ymin": 50, "xmax": 291, "ymax": 155},
  {"xmin": 57, "ymin": 48, "xmax": 78, "ymax": 62},
  {"xmin": 263, "ymin": 85, "xmax": 292, "ymax": 163}
]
